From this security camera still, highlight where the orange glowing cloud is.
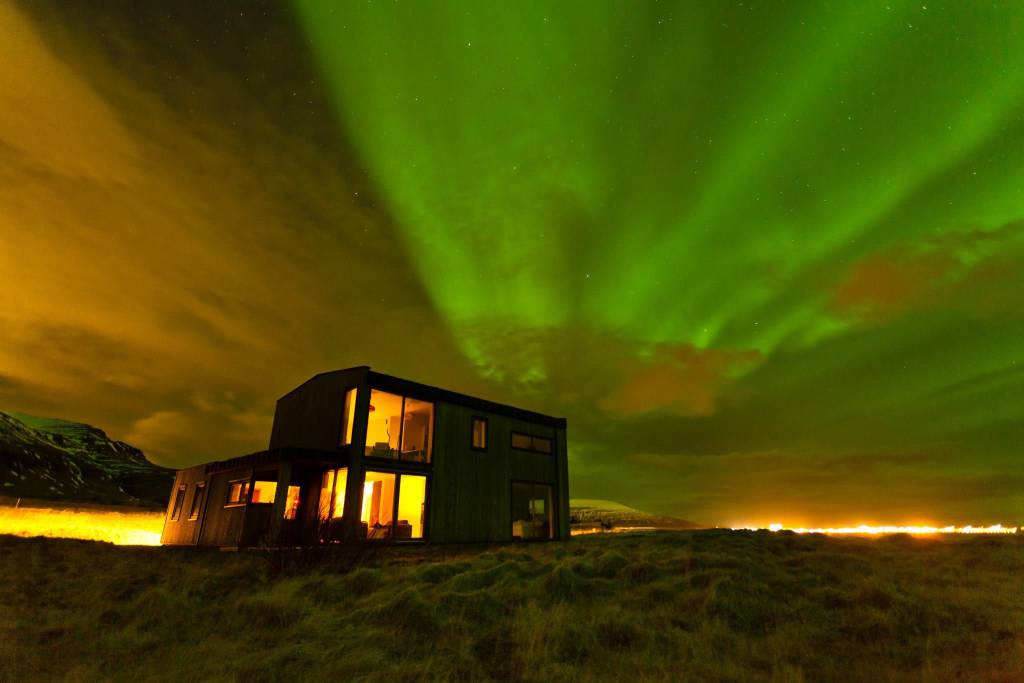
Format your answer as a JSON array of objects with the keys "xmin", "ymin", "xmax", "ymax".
[{"xmin": 600, "ymin": 344, "xmax": 761, "ymax": 417}]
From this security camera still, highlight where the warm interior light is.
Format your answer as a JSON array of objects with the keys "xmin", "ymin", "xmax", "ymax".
[{"xmin": 734, "ymin": 523, "xmax": 1018, "ymax": 535}]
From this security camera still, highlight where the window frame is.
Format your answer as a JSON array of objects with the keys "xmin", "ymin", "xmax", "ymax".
[
  {"xmin": 358, "ymin": 468, "xmax": 431, "ymax": 543},
  {"xmin": 224, "ymin": 478, "xmax": 251, "ymax": 508},
  {"xmin": 509, "ymin": 480, "xmax": 555, "ymax": 541},
  {"xmin": 339, "ymin": 387, "xmax": 357, "ymax": 447},
  {"xmin": 470, "ymin": 416, "xmax": 488, "ymax": 451},
  {"xmin": 363, "ymin": 389, "xmax": 435, "ymax": 465},
  {"xmin": 170, "ymin": 484, "xmax": 187, "ymax": 521},
  {"xmin": 510, "ymin": 431, "xmax": 554, "ymax": 455},
  {"xmin": 187, "ymin": 482, "xmax": 206, "ymax": 521},
  {"xmin": 249, "ymin": 479, "xmax": 278, "ymax": 505}
]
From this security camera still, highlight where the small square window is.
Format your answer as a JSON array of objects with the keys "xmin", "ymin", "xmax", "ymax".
[
  {"xmin": 471, "ymin": 417, "xmax": 488, "ymax": 450},
  {"xmin": 226, "ymin": 479, "xmax": 251, "ymax": 506},
  {"xmin": 511, "ymin": 432, "xmax": 532, "ymax": 450},
  {"xmin": 251, "ymin": 480, "xmax": 277, "ymax": 504}
]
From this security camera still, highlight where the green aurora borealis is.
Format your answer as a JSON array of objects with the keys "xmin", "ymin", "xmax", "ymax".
[{"xmin": 2, "ymin": 1, "xmax": 1022, "ymax": 525}]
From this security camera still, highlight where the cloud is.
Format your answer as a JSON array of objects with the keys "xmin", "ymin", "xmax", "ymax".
[
  {"xmin": 0, "ymin": 2, "xmax": 471, "ymax": 463},
  {"xmin": 830, "ymin": 221, "xmax": 1024, "ymax": 322},
  {"xmin": 599, "ymin": 344, "xmax": 761, "ymax": 417},
  {"xmin": 126, "ymin": 393, "xmax": 272, "ymax": 468}
]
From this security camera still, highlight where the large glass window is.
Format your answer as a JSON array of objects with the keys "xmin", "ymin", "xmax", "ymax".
[
  {"xmin": 511, "ymin": 483, "xmax": 553, "ymax": 540},
  {"xmin": 401, "ymin": 398, "xmax": 433, "ymax": 463},
  {"xmin": 340, "ymin": 388, "xmax": 357, "ymax": 446},
  {"xmin": 319, "ymin": 468, "xmax": 348, "ymax": 520},
  {"xmin": 396, "ymin": 474, "xmax": 427, "ymax": 539},
  {"xmin": 365, "ymin": 389, "xmax": 433, "ymax": 463},
  {"xmin": 360, "ymin": 471, "xmax": 429, "ymax": 541},
  {"xmin": 365, "ymin": 390, "xmax": 403, "ymax": 459},
  {"xmin": 360, "ymin": 471, "xmax": 396, "ymax": 540}
]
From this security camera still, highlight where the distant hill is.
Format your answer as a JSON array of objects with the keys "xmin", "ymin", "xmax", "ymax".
[
  {"xmin": 0, "ymin": 411, "xmax": 173, "ymax": 507},
  {"xmin": 569, "ymin": 498, "xmax": 703, "ymax": 532}
]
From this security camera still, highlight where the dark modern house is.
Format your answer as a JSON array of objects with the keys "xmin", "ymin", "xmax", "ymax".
[{"xmin": 160, "ymin": 366, "xmax": 569, "ymax": 547}]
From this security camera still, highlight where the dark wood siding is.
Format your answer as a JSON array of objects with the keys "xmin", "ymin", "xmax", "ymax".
[
  {"xmin": 159, "ymin": 466, "xmax": 208, "ymax": 546},
  {"xmin": 429, "ymin": 402, "xmax": 566, "ymax": 543},
  {"xmin": 269, "ymin": 367, "xmax": 367, "ymax": 451},
  {"xmin": 197, "ymin": 470, "xmax": 249, "ymax": 547}
]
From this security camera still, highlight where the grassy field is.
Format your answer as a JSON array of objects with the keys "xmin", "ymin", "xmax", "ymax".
[{"xmin": 2, "ymin": 531, "xmax": 1022, "ymax": 682}]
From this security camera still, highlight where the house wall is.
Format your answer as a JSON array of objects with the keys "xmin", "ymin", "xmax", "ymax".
[
  {"xmin": 196, "ymin": 470, "xmax": 250, "ymax": 547},
  {"xmin": 429, "ymin": 402, "xmax": 568, "ymax": 543},
  {"xmin": 160, "ymin": 466, "xmax": 208, "ymax": 546},
  {"xmin": 268, "ymin": 368, "xmax": 366, "ymax": 451}
]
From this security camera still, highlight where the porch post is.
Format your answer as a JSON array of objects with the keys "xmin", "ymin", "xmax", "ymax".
[{"xmin": 268, "ymin": 461, "xmax": 293, "ymax": 546}]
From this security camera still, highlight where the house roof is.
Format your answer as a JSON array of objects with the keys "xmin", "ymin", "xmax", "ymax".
[
  {"xmin": 283, "ymin": 366, "xmax": 567, "ymax": 429},
  {"xmin": 176, "ymin": 447, "xmax": 343, "ymax": 476}
]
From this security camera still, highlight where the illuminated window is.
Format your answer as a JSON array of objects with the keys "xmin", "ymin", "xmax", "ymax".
[
  {"xmin": 319, "ymin": 468, "xmax": 348, "ymax": 520},
  {"xmin": 511, "ymin": 483, "xmax": 553, "ymax": 540},
  {"xmin": 340, "ymin": 388, "xmax": 357, "ymax": 446},
  {"xmin": 359, "ymin": 471, "xmax": 428, "ymax": 541},
  {"xmin": 317, "ymin": 468, "xmax": 349, "ymax": 543},
  {"xmin": 511, "ymin": 432, "xmax": 553, "ymax": 454},
  {"xmin": 365, "ymin": 390, "xmax": 403, "ymax": 459},
  {"xmin": 251, "ymin": 480, "xmax": 277, "ymax": 504},
  {"xmin": 283, "ymin": 485, "xmax": 301, "ymax": 520},
  {"xmin": 170, "ymin": 484, "xmax": 186, "ymax": 521},
  {"xmin": 187, "ymin": 483, "xmax": 205, "ymax": 521},
  {"xmin": 401, "ymin": 398, "xmax": 433, "ymax": 463},
  {"xmin": 471, "ymin": 417, "xmax": 488, "ymax": 450},
  {"xmin": 365, "ymin": 389, "xmax": 433, "ymax": 463},
  {"xmin": 360, "ymin": 471, "xmax": 396, "ymax": 540},
  {"xmin": 396, "ymin": 474, "xmax": 427, "ymax": 539},
  {"xmin": 226, "ymin": 479, "xmax": 250, "ymax": 506}
]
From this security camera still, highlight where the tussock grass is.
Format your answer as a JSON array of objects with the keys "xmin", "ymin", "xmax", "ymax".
[{"xmin": 2, "ymin": 531, "xmax": 1023, "ymax": 682}]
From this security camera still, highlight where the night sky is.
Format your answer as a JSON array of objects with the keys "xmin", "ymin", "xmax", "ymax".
[{"xmin": 2, "ymin": 1, "xmax": 1022, "ymax": 527}]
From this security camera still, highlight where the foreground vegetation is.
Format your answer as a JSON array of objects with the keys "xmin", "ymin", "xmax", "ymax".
[{"xmin": 2, "ymin": 531, "xmax": 1023, "ymax": 682}]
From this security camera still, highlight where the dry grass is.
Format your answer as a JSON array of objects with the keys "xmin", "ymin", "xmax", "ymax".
[{"xmin": 2, "ymin": 530, "xmax": 1023, "ymax": 682}]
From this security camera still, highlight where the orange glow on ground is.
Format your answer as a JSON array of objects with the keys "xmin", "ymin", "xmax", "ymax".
[
  {"xmin": 734, "ymin": 522, "xmax": 1018, "ymax": 536},
  {"xmin": 0, "ymin": 505, "xmax": 164, "ymax": 545},
  {"xmin": 571, "ymin": 526, "xmax": 659, "ymax": 536}
]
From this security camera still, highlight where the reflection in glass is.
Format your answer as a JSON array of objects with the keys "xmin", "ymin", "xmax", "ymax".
[{"xmin": 511, "ymin": 483, "xmax": 553, "ymax": 540}]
